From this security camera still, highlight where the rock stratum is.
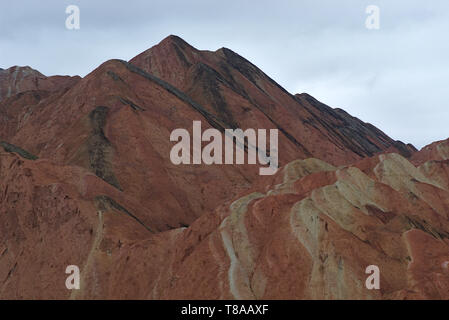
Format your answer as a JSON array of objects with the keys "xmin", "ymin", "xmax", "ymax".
[{"xmin": 0, "ymin": 36, "xmax": 447, "ymax": 299}]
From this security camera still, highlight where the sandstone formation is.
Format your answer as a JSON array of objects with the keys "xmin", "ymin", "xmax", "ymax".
[
  {"xmin": 130, "ymin": 35, "xmax": 416, "ymax": 164},
  {"xmin": 0, "ymin": 66, "xmax": 80, "ymax": 102},
  {"xmin": 0, "ymin": 36, "xmax": 447, "ymax": 299},
  {"xmin": 411, "ymin": 138, "xmax": 449, "ymax": 166},
  {"xmin": 0, "ymin": 36, "xmax": 416, "ymax": 232}
]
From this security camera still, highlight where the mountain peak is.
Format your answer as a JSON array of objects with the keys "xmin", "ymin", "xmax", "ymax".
[
  {"xmin": 148, "ymin": 34, "xmax": 199, "ymax": 55},
  {"xmin": 159, "ymin": 34, "xmax": 190, "ymax": 46},
  {"xmin": 0, "ymin": 65, "xmax": 80, "ymax": 101},
  {"xmin": 1, "ymin": 65, "xmax": 44, "ymax": 77},
  {"xmin": 129, "ymin": 35, "xmax": 201, "ymax": 88}
]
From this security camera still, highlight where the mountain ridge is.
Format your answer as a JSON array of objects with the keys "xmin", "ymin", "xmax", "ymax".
[{"xmin": 0, "ymin": 35, "xmax": 447, "ymax": 299}]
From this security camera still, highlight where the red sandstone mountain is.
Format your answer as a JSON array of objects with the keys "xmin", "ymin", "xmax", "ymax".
[
  {"xmin": 411, "ymin": 138, "xmax": 449, "ymax": 166},
  {"xmin": 130, "ymin": 36, "xmax": 416, "ymax": 163},
  {"xmin": 1, "ymin": 36, "xmax": 447, "ymax": 299},
  {"xmin": 0, "ymin": 66, "xmax": 80, "ymax": 101},
  {"xmin": 0, "ymin": 36, "xmax": 416, "ymax": 233}
]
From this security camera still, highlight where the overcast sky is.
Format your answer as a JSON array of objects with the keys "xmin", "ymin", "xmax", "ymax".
[{"xmin": 1, "ymin": 0, "xmax": 448, "ymax": 149}]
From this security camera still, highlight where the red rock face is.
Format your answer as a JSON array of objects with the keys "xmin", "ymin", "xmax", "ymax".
[
  {"xmin": 0, "ymin": 36, "xmax": 447, "ymax": 299},
  {"xmin": 0, "ymin": 66, "xmax": 80, "ymax": 102},
  {"xmin": 411, "ymin": 138, "xmax": 449, "ymax": 166},
  {"xmin": 130, "ymin": 36, "xmax": 416, "ymax": 166}
]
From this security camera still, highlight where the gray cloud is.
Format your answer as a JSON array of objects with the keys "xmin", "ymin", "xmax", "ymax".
[{"xmin": 1, "ymin": 0, "xmax": 448, "ymax": 148}]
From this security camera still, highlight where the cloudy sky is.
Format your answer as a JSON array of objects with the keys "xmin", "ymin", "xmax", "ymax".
[{"xmin": 1, "ymin": 0, "xmax": 448, "ymax": 148}]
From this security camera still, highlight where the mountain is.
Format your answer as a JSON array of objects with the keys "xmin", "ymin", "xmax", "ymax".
[
  {"xmin": 82, "ymin": 139, "xmax": 449, "ymax": 299},
  {"xmin": 0, "ymin": 66, "xmax": 80, "ymax": 101},
  {"xmin": 1, "ymin": 36, "xmax": 447, "ymax": 299},
  {"xmin": 0, "ymin": 36, "xmax": 416, "ymax": 233},
  {"xmin": 130, "ymin": 35, "xmax": 416, "ymax": 164},
  {"xmin": 411, "ymin": 138, "xmax": 449, "ymax": 166}
]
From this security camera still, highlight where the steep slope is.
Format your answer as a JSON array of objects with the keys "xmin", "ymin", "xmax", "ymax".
[
  {"xmin": 0, "ymin": 66, "xmax": 81, "ymax": 142},
  {"xmin": 0, "ymin": 59, "xmax": 258, "ymax": 232},
  {"xmin": 130, "ymin": 35, "xmax": 416, "ymax": 165}
]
